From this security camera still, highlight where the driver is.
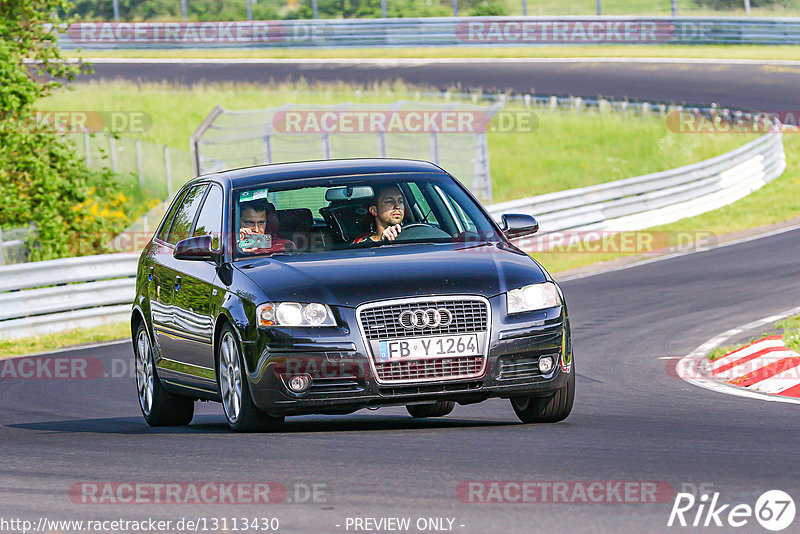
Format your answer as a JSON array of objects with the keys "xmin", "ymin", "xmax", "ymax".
[{"xmin": 353, "ymin": 185, "xmax": 405, "ymax": 243}]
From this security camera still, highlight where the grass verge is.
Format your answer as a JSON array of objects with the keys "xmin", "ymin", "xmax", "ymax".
[
  {"xmin": 0, "ymin": 322, "xmax": 129, "ymax": 359},
  {"xmin": 42, "ymin": 80, "xmax": 752, "ymax": 203},
  {"xmin": 531, "ymin": 133, "xmax": 800, "ymax": 274},
  {"xmin": 707, "ymin": 314, "xmax": 800, "ymax": 361},
  {"xmin": 66, "ymin": 45, "xmax": 800, "ymax": 62}
]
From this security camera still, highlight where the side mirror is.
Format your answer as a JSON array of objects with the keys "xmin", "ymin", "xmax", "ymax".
[
  {"xmin": 174, "ymin": 235, "xmax": 219, "ymax": 261},
  {"xmin": 501, "ymin": 213, "xmax": 539, "ymax": 239}
]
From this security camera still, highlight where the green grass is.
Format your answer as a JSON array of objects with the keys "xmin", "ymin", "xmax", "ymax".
[
  {"xmin": 67, "ymin": 45, "xmax": 800, "ymax": 61},
  {"xmin": 0, "ymin": 322, "xmax": 129, "ymax": 359},
  {"xmin": 706, "ymin": 314, "xmax": 800, "ymax": 361},
  {"xmin": 41, "ymin": 80, "xmax": 753, "ymax": 204},
  {"xmin": 777, "ymin": 314, "xmax": 800, "ymax": 353},
  {"xmin": 528, "ymin": 133, "xmax": 800, "ymax": 273}
]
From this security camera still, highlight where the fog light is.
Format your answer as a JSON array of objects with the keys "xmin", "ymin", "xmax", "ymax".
[
  {"xmin": 539, "ymin": 356, "xmax": 554, "ymax": 373},
  {"xmin": 286, "ymin": 374, "xmax": 312, "ymax": 393}
]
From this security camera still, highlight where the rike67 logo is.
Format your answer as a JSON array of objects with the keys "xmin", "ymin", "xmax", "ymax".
[{"xmin": 668, "ymin": 489, "xmax": 795, "ymax": 531}]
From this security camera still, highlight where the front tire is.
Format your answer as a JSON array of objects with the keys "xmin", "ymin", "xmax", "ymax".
[
  {"xmin": 217, "ymin": 325, "xmax": 284, "ymax": 432},
  {"xmin": 134, "ymin": 323, "xmax": 194, "ymax": 426},
  {"xmin": 406, "ymin": 401, "xmax": 455, "ymax": 418},
  {"xmin": 511, "ymin": 370, "xmax": 574, "ymax": 424}
]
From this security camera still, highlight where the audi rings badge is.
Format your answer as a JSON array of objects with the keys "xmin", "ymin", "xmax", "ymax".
[{"xmin": 398, "ymin": 308, "xmax": 454, "ymax": 329}]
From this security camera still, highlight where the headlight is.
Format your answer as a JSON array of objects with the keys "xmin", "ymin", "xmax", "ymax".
[
  {"xmin": 256, "ymin": 302, "xmax": 336, "ymax": 327},
  {"xmin": 507, "ymin": 282, "xmax": 561, "ymax": 315}
]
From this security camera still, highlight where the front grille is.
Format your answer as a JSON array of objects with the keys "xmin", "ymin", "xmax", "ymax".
[
  {"xmin": 379, "ymin": 381, "xmax": 483, "ymax": 397},
  {"xmin": 375, "ymin": 356, "xmax": 484, "ymax": 381},
  {"xmin": 497, "ymin": 353, "xmax": 558, "ymax": 380},
  {"xmin": 308, "ymin": 376, "xmax": 362, "ymax": 394},
  {"xmin": 359, "ymin": 299, "xmax": 488, "ymax": 341}
]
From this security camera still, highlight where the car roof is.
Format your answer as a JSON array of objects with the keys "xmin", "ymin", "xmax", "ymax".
[{"xmin": 193, "ymin": 158, "xmax": 448, "ymax": 189}]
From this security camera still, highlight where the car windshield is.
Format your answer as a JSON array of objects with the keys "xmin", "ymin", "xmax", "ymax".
[{"xmin": 232, "ymin": 172, "xmax": 500, "ymax": 260}]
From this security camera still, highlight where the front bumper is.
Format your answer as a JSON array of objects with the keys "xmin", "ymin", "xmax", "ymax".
[{"xmin": 246, "ymin": 299, "xmax": 572, "ymax": 416}]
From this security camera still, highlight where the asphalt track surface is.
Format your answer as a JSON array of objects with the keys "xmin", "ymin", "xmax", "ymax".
[
  {"xmin": 2, "ymin": 226, "xmax": 800, "ymax": 533},
  {"xmin": 82, "ymin": 58, "xmax": 800, "ymax": 111}
]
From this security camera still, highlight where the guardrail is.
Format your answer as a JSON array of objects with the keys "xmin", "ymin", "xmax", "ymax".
[
  {"xmin": 57, "ymin": 17, "xmax": 800, "ymax": 49},
  {"xmin": 0, "ymin": 254, "xmax": 138, "ymax": 340},
  {"xmin": 487, "ymin": 132, "xmax": 785, "ymax": 239},
  {"xmin": 0, "ymin": 132, "xmax": 785, "ymax": 340}
]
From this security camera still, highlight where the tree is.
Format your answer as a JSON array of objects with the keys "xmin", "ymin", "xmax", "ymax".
[{"xmin": 0, "ymin": 0, "xmax": 129, "ymax": 260}]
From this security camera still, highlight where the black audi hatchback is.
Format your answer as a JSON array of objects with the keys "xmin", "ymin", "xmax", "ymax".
[{"xmin": 132, "ymin": 159, "xmax": 574, "ymax": 431}]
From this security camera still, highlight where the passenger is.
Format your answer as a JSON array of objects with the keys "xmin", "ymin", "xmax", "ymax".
[
  {"xmin": 353, "ymin": 185, "xmax": 405, "ymax": 243},
  {"xmin": 238, "ymin": 199, "xmax": 295, "ymax": 253}
]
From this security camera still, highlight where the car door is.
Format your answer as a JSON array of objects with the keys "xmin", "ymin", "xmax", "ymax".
[
  {"xmin": 149, "ymin": 188, "xmax": 188, "ymax": 352},
  {"xmin": 170, "ymin": 183, "xmax": 224, "ymax": 387},
  {"xmin": 153, "ymin": 183, "xmax": 209, "ymax": 385}
]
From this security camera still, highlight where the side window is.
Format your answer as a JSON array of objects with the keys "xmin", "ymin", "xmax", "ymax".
[
  {"xmin": 433, "ymin": 185, "xmax": 477, "ymax": 233},
  {"xmin": 156, "ymin": 189, "xmax": 187, "ymax": 242},
  {"xmin": 166, "ymin": 184, "xmax": 207, "ymax": 245},
  {"xmin": 406, "ymin": 183, "xmax": 439, "ymax": 226},
  {"xmin": 192, "ymin": 185, "xmax": 223, "ymax": 250}
]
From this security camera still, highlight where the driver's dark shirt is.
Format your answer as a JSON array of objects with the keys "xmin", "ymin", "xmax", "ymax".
[{"xmin": 352, "ymin": 232, "xmax": 376, "ymax": 244}]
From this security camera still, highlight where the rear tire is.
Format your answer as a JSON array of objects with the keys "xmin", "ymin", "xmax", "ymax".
[
  {"xmin": 511, "ymin": 370, "xmax": 574, "ymax": 424},
  {"xmin": 217, "ymin": 325, "xmax": 284, "ymax": 433},
  {"xmin": 134, "ymin": 322, "xmax": 194, "ymax": 426},
  {"xmin": 406, "ymin": 401, "xmax": 455, "ymax": 418}
]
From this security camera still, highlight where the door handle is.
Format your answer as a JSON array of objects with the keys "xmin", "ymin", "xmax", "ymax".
[{"xmin": 174, "ymin": 276, "xmax": 182, "ymax": 292}]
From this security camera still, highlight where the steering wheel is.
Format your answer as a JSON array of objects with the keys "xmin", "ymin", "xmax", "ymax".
[{"xmin": 394, "ymin": 223, "xmax": 451, "ymax": 241}]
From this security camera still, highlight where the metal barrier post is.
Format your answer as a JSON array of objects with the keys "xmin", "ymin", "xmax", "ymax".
[
  {"xmin": 84, "ymin": 129, "xmax": 91, "ymax": 167},
  {"xmin": 136, "ymin": 139, "xmax": 143, "ymax": 190},
  {"xmin": 164, "ymin": 145, "xmax": 173, "ymax": 197},
  {"xmin": 378, "ymin": 131, "xmax": 387, "ymax": 158},
  {"xmin": 430, "ymin": 132, "xmax": 439, "ymax": 164},
  {"xmin": 109, "ymin": 135, "xmax": 117, "ymax": 172},
  {"xmin": 321, "ymin": 133, "xmax": 331, "ymax": 159},
  {"xmin": 263, "ymin": 134, "xmax": 272, "ymax": 164}
]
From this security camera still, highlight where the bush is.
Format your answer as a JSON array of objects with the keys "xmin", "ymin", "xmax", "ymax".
[{"xmin": 0, "ymin": 0, "xmax": 133, "ymax": 260}]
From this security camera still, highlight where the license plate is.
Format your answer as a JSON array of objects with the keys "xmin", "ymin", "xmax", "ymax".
[{"xmin": 377, "ymin": 334, "xmax": 479, "ymax": 362}]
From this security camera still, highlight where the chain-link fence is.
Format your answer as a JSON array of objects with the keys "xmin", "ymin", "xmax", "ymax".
[
  {"xmin": 66, "ymin": 131, "xmax": 194, "ymax": 201},
  {"xmin": 191, "ymin": 100, "xmax": 503, "ymax": 203}
]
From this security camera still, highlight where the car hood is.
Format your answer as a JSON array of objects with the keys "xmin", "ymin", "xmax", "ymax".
[{"xmin": 234, "ymin": 242, "xmax": 548, "ymax": 308}]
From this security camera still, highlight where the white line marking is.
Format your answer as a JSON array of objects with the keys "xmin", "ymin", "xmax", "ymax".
[
  {"xmin": 50, "ymin": 57, "xmax": 800, "ymax": 67},
  {"xmin": 675, "ymin": 305, "xmax": 800, "ymax": 405}
]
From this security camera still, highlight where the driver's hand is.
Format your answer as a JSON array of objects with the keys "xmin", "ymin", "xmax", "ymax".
[
  {"xmin": 239, "ymin": 227, "xmax": 258, "ymax": 252},
  {"xmin": 381, "ymin": 224, "xmax": 402, "ymax": 241}
]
